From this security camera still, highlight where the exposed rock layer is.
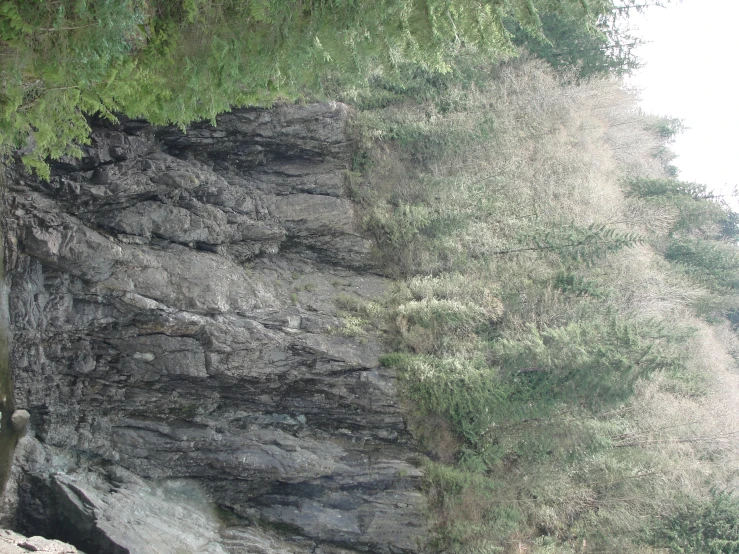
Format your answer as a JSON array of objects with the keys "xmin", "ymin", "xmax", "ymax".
[{"xmin": 1, "ymin": 103, "xmax": 427, "ymax": 553}]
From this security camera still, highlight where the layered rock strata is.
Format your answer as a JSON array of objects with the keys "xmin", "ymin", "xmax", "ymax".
[{"xmin": 1, "ymin": 103, "xmax": 427, "ymax": 553}]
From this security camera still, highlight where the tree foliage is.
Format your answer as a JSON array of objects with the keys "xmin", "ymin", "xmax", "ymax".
[
  {"xmin": 666, "ymin": 238, "xmax": 739, "ymax": 292},
  {"xmin": 507, "ymin": 10, "xmax": 639, "ymax": 79},
  {"xmin": 624, "ymin": 176, "xmax": 739, "ymax": 296},
  {"xmin": 513, "ymin": 221, "xmax": 642, "ymax": 264},
  {"xmin": 507, "ymin": 0, "xmax": 675, "ymax": 79},
  {"xmin": 0, "ymin": 0, "xmax": 604, "ymax": 177},
  {"xmin": 491, "ymin": 317, "xmax": 689, "ymax": 407},
  {"xmin": 625, "ymin": 177, "xmax": 730, "ymax": 236}
]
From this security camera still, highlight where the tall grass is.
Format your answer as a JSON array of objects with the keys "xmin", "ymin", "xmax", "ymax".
[{"xmin": 350, "ymin": 55, "xmax": 739, "ymax": 552}]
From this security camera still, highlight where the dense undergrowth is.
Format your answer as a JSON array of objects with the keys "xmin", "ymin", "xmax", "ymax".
[{"xmin": 344, "ymin": 56, "xmax": 739, "ymax": 553}]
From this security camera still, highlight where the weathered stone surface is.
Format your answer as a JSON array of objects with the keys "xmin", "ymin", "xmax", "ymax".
[
  {"xmin": 1, "ymin": 103, "xmax": 427, "ymax": 553},
  {"xmin": 10, "ymin": 412, "xmax": 29, "ymax": 432},
  {"xmin": 0, "ymin": 527, "xmax": 79, "ymax": 553}
]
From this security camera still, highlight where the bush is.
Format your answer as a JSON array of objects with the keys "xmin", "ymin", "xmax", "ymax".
[
  {"xmin": 424, "ymin": 462, "xmax": 521, "ymax": 553},
  {"xmin": 2, "ymin": 0, "xmax": 607, "ymax": 177},
  {"xmin": 382, "ymin": 353, "xmax": 507, "ymax": 446},
  {"xmin": 649, "ymin": 491, "xmax": 739, "ymax": 553}
]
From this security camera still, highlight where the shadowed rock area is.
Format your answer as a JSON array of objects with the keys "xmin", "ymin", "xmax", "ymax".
[{"xmin": 0, "ymin": 103, "xmax": 427, "ymax": 553}]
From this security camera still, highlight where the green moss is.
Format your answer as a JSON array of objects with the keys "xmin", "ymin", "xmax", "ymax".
[{"xmin": 167, "ymin": 403, "xmax": 198, "ymax": 419}]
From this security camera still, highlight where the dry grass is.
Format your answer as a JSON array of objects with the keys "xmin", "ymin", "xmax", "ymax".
[
  {"xmin": 595, "ymin": 244, "xmax": 711, "ymax": 317},
  {"xmin": 355, "ymin": 56, "xmax": 739, "ymax": 553},
  {"xmin": 626, "ymin": 320, "xmax": 739, "ymax": 475},
  {"xmin": 406, "ymin": 411, "xmax": 461, "ymax": 464}
]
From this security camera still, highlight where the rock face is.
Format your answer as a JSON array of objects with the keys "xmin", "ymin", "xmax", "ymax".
[
  {"xmin": 1, "ymin": 103, "xmax": 427, "ymax": 553},
  {"xmin": 0, "ymin": 528, "xmax": 79, "ymax": 553}
]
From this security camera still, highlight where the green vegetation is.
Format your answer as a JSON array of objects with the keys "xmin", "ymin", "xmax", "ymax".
[
  {"xmin": 333, "ymin": 293, "xmax": 385, "ymax": 339},
  {"xmin": 1, "ymin": 0, "xmax": 611, "ymax": 178},
  {"xmin": 647, "ymin": 491, "xmax": 739, "ymax": 553},
  {"xmin": 349, "ymin": 53, "xmax": 739, "ymax": 552},
  {"xmin": 507, "ymin": 11, "xmax": 639, "ymax": 80}
]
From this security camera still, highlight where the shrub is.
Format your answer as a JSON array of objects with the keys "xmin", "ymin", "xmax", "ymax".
[
  {"xmin": 649, "ymin": 491, "xmax": 739, "ymax": 553},
  {"xmin": 382, "ymin": 353, "xmax": 507, "ymax": 446},
  {"xmin": 2, "ymin": 0, "xmax": 608, "ymax": 177},
  {"xmin": 490, "ymin": 317, "xmax": 690, "ymax": 407}
]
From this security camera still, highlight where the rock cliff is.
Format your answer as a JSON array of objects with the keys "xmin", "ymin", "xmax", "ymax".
[{"xmin": 0, "ymin": 103, "xmax": 427, "ymax": 553}]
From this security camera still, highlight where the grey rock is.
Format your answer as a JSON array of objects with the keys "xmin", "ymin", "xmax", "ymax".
[
  {"xmin": 0, "ymin": 529, "xmax": 79, "ymax": 553},
  {"xmin": 1, "ymin": 104, "xmax": 427, "ymax": 553},
  {"xmin": 10, "ymin": 411, "xmax": 30, "ymax": 432}
]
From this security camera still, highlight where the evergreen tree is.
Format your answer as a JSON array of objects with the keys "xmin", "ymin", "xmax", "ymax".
[
  {"xmin": 665, "ymin": 237, "xmax": 739, "ymax": 292},
  {"xmin": 507, "ymin": 11, "xmax": 641, "ymax": 79},
  {"xmin": 0, "ymin": 0, "xmax": 605, "ymax": 177},
  {"xmin": 624, "ymin": 177, "xmax": 731, "ymax": 236},
  {"xmin": 503, "ymin": 222, "xmax": 642, "ymax": 265},
  {"xmin": 507, "ymin": 0, "xmax": 674, "ymax": 79}
]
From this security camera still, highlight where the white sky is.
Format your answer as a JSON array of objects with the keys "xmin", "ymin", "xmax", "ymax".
[{"xmin": 627, "ymin": 0, "xmax": 739, "ymax": 201}]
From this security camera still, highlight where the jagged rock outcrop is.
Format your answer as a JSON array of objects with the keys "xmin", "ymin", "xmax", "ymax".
[{"xmin": 1, "ymin": 103, "xmax": 428, "ymax": 553}]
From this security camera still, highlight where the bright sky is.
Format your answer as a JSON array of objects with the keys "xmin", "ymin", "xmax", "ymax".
[{"xmin": 627, "ymin": 0, "xmax": 739, "ymax": 201}]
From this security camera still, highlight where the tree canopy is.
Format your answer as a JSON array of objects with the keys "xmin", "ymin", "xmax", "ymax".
[{"xmin": 1, "ymin": 0, "xmax": 644, "ymax": 177}]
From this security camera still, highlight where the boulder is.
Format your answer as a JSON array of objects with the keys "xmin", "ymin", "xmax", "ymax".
[{"xmin": 10, "ymin": 411, "xmax": 29, "ymax": 432}]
